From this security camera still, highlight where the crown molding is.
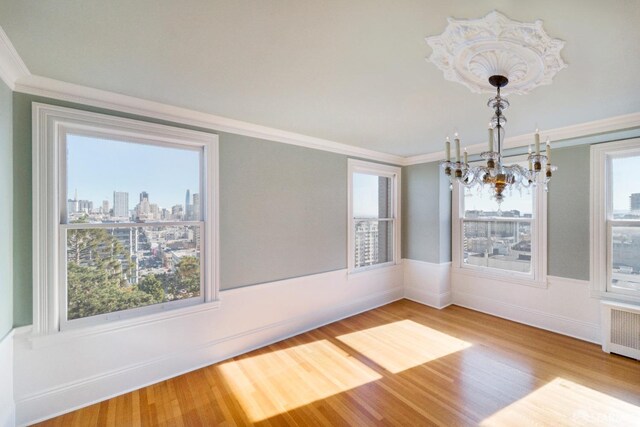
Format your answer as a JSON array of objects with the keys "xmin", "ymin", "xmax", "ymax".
[
  {"xmin": 0, "ymin": 23, "xmax": 404, "ymax": 164},
  {"xmin": 14, "ymin": 73, "xmax": 640, "ymax": 167},
  {"xmin": 0, "ymin": 26, "xmax": 29, "ymax": 90},
  {"xmin": 1, "ymin": 22, "xmax": 638, "ymax": 167},
  {"xmin": 14, "ymin": 74, "xmax": 406, "ymax": 165},
  {"xmin": 404, "ymin": 112, "xmax": 640, "ymax": 166}
]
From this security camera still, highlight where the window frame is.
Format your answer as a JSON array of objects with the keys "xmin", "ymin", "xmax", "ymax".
[
  {"xmin": 451, "ymin": 155, "xmax": 548, "ymax": 288},
  {"xmin": 33, "ymin": 103, "xmax": 220, "ymax": 336},
  {"xmin": 591, "ymin": 138, "xmax": 640, "ymax": 303},
  {"xmin": 347, "ymin": 159, "xmax": 401, "ymax": 274}
]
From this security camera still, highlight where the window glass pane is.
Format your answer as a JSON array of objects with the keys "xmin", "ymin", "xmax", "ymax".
[
  {"xmin": 611, "ymin": 155, "xmax": 640, "ymax": 219},
  {"xmin": 66, "ymin": 134, "xmax": 201, "ymax": 223},
  {"xmin": 611, "ymin": 226, "xmax": 640, "ymax": 292},
  {"xmin": 464, "ymin": 184, "xmax": 533, "ymax": 218},
  {"xmin": 353, "ymin": 173, "xmax": 392, "ymax": 218},
  {"xmin": 66, "ymin": 224, "xmax": 201, "ymax": 320},
  {"xmin": 354, "ymin": 219, "xmax": 393, "ymax": 268},
  {"xmin": 463, "ymin": 220, "xmax": 532, "ymax": 273}
]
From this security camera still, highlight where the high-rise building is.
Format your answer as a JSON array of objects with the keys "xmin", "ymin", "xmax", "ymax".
[
  {"xmin": 140, "ymin": 191, "xmax": 149, "ymax": 202},
  {"xmin": 172, "ymin": 204, "xmax": 184, "ymax": 220},
  {"xmin": 102, "ymin": 200, "xmax": 109, "ymax": 215},
  {"xmin": 113, "ymin": 191, "xmax": 129, "ymax": 219},
  {"xmin": 150, "ymin": 203, "xmax": 160, "ymax": 220},
  {"xmin": 77, "ymin": 200, "xmax": 93, "ymax": 213},
  {"xmin": 67, "ymin": 199, "xmax": 78, "ymax": 214},
  {"xmin": 185, "ymin": 189, "xmax": 191, "ymax": 220},
  {"xmin": 67, "ymin": 188, "xmax": 79, "ymax": 213},
  {"xmin": 631, "ymin": 193, "xmax": 640, "ymax": 212},
  {"xmin": 192, "ymin": 193, "xmax": 200, "ymax": 220}
]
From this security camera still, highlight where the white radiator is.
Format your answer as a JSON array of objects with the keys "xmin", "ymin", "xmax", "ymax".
[{"xmin": 601, "ymin": 301, "xmax": 640, "ymax": 360}]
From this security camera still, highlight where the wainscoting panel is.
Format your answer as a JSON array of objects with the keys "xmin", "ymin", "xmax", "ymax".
[
  {"xmin": 403, "ymin": 259, "xmax": 451, "ymax": 309},
  {"xmin": 0, "ymin": 330, "xmax": 15, "ymax": 427},
  {"xmin": 452, "ymin": 272, "xmax": 600, "ymax": 344},
  {"xmin": 13, "ymin": 265, "xmax": 404, "ymax": 425}
]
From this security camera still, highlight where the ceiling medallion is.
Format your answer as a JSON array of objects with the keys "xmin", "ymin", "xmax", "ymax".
[{"xmin": 426, "ymin": 11, "xmax": 567, "ymax": 95}]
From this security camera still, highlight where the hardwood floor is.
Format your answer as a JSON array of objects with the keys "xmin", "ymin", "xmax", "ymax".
[{"xmin": 36, "ymin": 300, "xmax": 640, "ymax": 426}]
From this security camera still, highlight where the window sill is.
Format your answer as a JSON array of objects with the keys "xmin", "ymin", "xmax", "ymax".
[
  {"xmin": 590, "ymin": 289, "xmax": 640, "ymax": 305},
  {"xmin": 26, "ymin": 300, "xmax": 221, "ymax": 349},
  {"xmin": 348, "ymin": 262, "xmax": 401, "ymax": 278},
  {"xmin": 452, "ymin": 266, "xmax": 547, "ymax": 289}
]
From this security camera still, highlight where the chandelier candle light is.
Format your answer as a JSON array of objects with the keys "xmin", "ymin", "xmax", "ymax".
[{"xmin": 440, "ymin": 75, "xmax": 556, "ymax": 204}]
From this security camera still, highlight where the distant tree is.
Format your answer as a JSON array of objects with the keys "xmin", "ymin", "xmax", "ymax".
[
  {"xmin": 66, "ymin": 218, "xmax": 151, "ymax": 320},
  {"xmin": 175, "ymin": 256, "xmax": 200, "ymax": 296},
  {"xmin": 67, "ymin": 263, "xmax": 154, "ymax": 320},
  {"xmin": 137, "ymin": 274, "xmax": 164, "ymax": 303},
  {"xmin": 67, "ymin": 216, "xmax": 133, "ymax": 283}
]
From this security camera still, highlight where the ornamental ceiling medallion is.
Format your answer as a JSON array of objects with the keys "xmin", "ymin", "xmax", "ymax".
[{"xmin": 426, "ymin": 11, "xmax": 567, "ymax": 95}]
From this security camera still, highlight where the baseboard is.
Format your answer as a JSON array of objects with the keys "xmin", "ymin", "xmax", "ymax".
[
  {"xmin": 15, "ymin": 267, "xmax": 403, "ymax": 426},
  {"xmin": 404, "ymin": 288, "xmax": 452, "ymax": 309},
  {"xmin": 0, "ymin": 329, "xmax": 15, "ymax": 427},
  {"xmin": 453, "ymin": 290, "xmax": 600, "ymax": 344}
]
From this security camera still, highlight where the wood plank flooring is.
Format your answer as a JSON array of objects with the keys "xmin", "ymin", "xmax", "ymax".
[{"xmin": 36, "ymin": 300, "xmax": 640, "ymax": 426}]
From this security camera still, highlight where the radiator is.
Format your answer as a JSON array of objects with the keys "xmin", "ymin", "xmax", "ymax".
[{"xmin": 601, "ymin": 301, "xmax": 640, "ymax": 360}]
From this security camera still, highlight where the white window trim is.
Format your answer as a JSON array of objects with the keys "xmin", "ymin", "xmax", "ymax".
[
  {"xmin": 32, "ymin": 103, "xmax": 220, "ymax": 337},
  {"xmin": 590, "ymin": 137, "xmax": 640, "ymax": 304},
  {"xmin": 347, "ymin": 159, "xmax": 401, "ymax": 274},
  {"xmin": 451, "ymin": 156, "xmax": 548, "ymax": 288}
]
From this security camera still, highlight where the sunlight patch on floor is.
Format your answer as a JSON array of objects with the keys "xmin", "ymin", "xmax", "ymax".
[
  {"xmin": 336, "ymin": 319, "xmax": 471, "ymax": 373},
  {"xmin": 481, "ymin": 377, "xmax": 640, "ymax": 426},
  {"xmin": 217, "ymin": 339, "xmax": 382, "ymax": 422}
]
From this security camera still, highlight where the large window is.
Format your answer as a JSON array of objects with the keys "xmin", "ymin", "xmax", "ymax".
[
  {"xmin": 452, "ymin": 158, "xmax": 547, "ymax": 286},
  {"xmin": 348, "ymin": 160, "xmax": 401, "ymax": 272},
  {"xmin": 591, "ymin": 138, "xmax": 640, "ymax": 302},
  {"xmin": 33, "ymin": 104, "xmax": 219, "ymax": 333}
]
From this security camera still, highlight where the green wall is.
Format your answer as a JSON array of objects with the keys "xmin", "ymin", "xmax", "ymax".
[
  {"xmin": 219, "ymin": 133, "xmax": 346, "ymax": 289},
  {"xmin": 0, "ymin": 80, "xmax": 12, "ymax": 337},
  {"xmin": 12, "ymin": 93, "xmax": 349, "ymax": 326},
  {"xmin": 547, "ymin": 144, "xmax": 590, "ymax": 280},
  {"xmin": 401, "ymin": 162, "xmax": 451, "ymax": 263}
]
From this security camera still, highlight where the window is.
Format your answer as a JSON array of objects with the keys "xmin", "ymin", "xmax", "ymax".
[
  {"xmin": 348, "ymin": 159, "xmax": 401, "ymax": 272},
  {"xmin": 452, "ymin": 157, "xmax": 547, "ymax": 286},
  {"xmin": 591, "ymin": 138, "xmax": 640, "ymax": 302},
  {"xmin": 33, "ymin": 104, "xmax": 219, "ymax": 334}
]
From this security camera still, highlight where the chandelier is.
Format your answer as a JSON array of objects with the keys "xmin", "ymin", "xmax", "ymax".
[
  {"xmin": 440, "ymin": 74, "xmax": 556, "ymax": 204},
  {"xmin": 425, "ymin": 11, "xmax": 567, "ymax": 204}
]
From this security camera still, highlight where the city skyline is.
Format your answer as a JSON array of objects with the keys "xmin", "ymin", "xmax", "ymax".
[
  {"xmin": 68, "ymin": 188, "xmax": 200, "ymax": 222},
  {"xmin": 66, "ymin": 134, "xmax": 200, "ymax": 210}
]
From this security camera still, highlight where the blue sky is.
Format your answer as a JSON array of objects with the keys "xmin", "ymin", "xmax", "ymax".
[
  {"xmin": 612, "ymin": 156, "xmax": 640, "ymax": 212},
  {"xmin": 353, "ymin": 173, "xmax": 388, "ymax": 218},
  {"xmin": 66, "ymin": 134, "xmax": 200, "ymax": 210}
]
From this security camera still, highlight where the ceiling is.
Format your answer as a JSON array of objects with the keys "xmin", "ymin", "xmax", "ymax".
[{"xmin": 0, "ymin": 0, "xmax": 639, "ymax": 157}]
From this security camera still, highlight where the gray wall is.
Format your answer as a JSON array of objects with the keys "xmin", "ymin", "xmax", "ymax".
[
  {"xmin": 0, "ymin": 80, "xmax": 12, "ymax": 337},
  {"xmin": 12, "ymin": 93, "xmax": 349, "ymax": 326},
  {"xmin": 402, "ymin": 162, "xmax": 451, "ymax": 263},
  {"xmin": 547, "ymin": 144, "xmax": 590, "ymax": 280}
]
